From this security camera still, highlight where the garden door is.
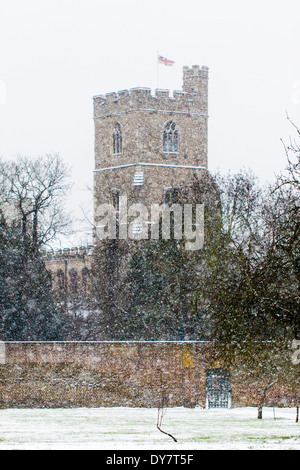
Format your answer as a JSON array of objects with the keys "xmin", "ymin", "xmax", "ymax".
[{"xmin": 206, "ymin": 369, "xmax": 231, "ymax": 408}]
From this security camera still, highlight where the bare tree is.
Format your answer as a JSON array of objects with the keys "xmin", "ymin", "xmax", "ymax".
[
  {"xmin": 278, "ymin": 114, "xmax": 300, "ymax": 191},
  {"xmin": 0, "ymin": 153, "xmax": 71, "ymax": 340},
  {"xmin": 0, "ymin": 153, "xmax": 71, "ymax": 249},
  {"xmin": 156, "ymin": 369, "xmax": 177, "ymax": 442}
]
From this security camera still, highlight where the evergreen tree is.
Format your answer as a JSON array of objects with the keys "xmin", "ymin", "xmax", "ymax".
[
  {"xmin": 0, "ymin": 217, "xmax": 68, "ymax": 340},
  {"xmin": 0, "ymin": 154, "xmax": 70, "ymax": 340},
  {"xmin": 123, "ymin": 238, "xmax": 203, "ymax": 340}
]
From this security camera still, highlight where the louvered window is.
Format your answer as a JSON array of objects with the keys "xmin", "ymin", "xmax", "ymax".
[
  {"xmin": 133, "ymin": 172, "xmax": 144, "ymax": 186},
  {"xmin": 132, "ymin": 223, "xmax": 143, "ymax": 234}
]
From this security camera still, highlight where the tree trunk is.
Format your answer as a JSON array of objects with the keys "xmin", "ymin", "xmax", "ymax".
[
  {"xmin": 257, "ymin": 404, "xmax": 263, "ymax": 419},
  {"xmin": 32, "ymin": 208, "xmax": 38, "ymax": 246},
  {"xmin": 296, "ymin": 406, "xmax": 299, "ymax": 423},
  {"xmin": 22, "ymin": 213, "xmax": 27, "ymax": 237},
  {"xmin": 257, "ymin": 380, "xmax": 278, "ymax": 419}
]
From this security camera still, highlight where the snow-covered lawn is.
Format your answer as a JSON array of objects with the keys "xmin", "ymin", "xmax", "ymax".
[{"xmin": 0, "ymin": 406, "xmax": 299, "ymax": 450}]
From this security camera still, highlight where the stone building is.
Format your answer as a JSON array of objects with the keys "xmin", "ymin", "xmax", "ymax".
[
  {"xmin": 45, "ymin": 64, "xmax": 210, "ymax": 298},
  {"xmin": 43, "ymin": 246, "xmax": 93, "ymax": 302},
  {"xmin": 3, "ymin": 68, "xmax": 297, "ymax": 410},
  {"xmin": 93, "ymin": 64, "xmax": 209, "ymax": 237}
]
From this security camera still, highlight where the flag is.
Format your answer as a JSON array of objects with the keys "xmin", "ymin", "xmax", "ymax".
[{"xmin": 158, "ymin": 54, "xmax": 175, "ymax": 66}]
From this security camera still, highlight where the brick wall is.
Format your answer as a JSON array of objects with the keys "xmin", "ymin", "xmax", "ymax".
[{"xmin": 0, "ymin": 341, "xmax": 297, "ymax": 409}]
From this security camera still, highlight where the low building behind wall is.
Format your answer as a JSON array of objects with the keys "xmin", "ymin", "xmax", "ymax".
[
  {"xmin": 0, "ymin": 341, "xmax": 298, "ymax": 409},
  {"xmin": 43, "ymin": 246, "xmax": 93, "ymax": 300}
]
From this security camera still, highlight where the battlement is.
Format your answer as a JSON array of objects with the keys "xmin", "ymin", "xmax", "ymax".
[
  {"xmin": 182, "ymin": 64, "xmax": 209, "ymax": 78},
  {"xmin": 183, "ymin": 65, "xmax": 209, "ymax": 94},
  {"xmin": 93, "ymin": 65, "xmax": 209, "ymax": 118},
  {"xmin": 42, "ymin": 245, "xmax": 94, "ymax": 261}
]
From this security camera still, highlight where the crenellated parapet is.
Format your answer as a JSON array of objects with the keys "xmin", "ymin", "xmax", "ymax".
[
  {"xmin": 42, "ymin": 245, "xmax": 94, "ymax": 261},
  {"xmin": 182, "ymin": 65, "xmax": 209, "ymax": 92},
  {"xmin": 93, "ymin": 65, "xmax": 209, "ymax": 119}
]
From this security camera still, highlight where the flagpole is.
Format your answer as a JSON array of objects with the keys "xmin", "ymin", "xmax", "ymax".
[
  {"xmin": 156, "ymin": 50, "xmax": 159, "ymax": 89},
  {"xmin": 156, "ymin": 53, "xmax": 175, "ymax": 88}
]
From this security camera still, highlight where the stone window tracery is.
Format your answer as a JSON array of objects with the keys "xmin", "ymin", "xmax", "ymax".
[
  {"xmin": 164, "ymin": 187, "xmax": 180, "ymax": 205},
  {"xmin": 113, "ymin": 123, "xmax": 122, "ymax": 154},
  {"xmin": 163, "ymin": 120, "xmax": 178, "ymax": 153}
]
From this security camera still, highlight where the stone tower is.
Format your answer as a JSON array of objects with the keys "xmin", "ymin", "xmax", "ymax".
[{"xmin": 93, "ymin": 65, "xmax": 209, "ymax": 239}]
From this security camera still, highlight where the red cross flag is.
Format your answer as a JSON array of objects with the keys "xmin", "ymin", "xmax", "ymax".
[{"xmin": 158, "ymin": 54, "xmax": 175, "ymax": 66}]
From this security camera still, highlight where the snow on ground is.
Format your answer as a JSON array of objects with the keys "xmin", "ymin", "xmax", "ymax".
[{"xmin": 0, "ymin": 406, "xmax": 299, "ymax": 450}]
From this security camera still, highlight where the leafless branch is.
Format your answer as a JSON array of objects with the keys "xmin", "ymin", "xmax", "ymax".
[{"xmin": 156, "ymin": 407, "xmax": 177, "ymax": 442}]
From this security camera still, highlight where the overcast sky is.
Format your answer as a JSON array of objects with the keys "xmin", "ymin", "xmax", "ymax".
[{"xmin": 0, "ymin": 0, "xmax": 299, "ymax": 246}]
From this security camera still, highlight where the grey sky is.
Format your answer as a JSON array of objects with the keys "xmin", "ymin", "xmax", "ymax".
[{"xmin": 0, "ymin": 0, "xmax": 299, "ymax": 246}]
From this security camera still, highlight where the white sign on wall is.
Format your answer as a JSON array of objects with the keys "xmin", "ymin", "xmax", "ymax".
[{"xmin": 0, "ymin": 341, "xmax": 5, "ymax": 364}]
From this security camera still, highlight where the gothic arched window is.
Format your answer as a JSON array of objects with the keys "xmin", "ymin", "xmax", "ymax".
[
  {"xmin": 82, "ymin": 267, "xmax": 89, "ymax": 296},
  {"xmin": 113, "ymin": 123, "xmax": 122, "ymax": 154},
  {"xmin": 163, "ymin": 120, "xmax": 178, "ymax": 153},
  {"xmin": 57, "ymin": 269, "xmax": 65, "ymax": 298},
  {"xmin": 69, "ymin": 268, "xmax": 78, "ymax": 295}
]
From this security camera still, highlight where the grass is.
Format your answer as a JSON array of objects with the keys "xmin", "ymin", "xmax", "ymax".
[{"xmin": 0, "ymin": 406, "xmax": 299, "ymax": 450}]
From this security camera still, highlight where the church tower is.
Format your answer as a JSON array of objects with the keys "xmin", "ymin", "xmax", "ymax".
[{"xmin": 93, "ymin": 64, "xmax": 209, "ymax": 239}]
